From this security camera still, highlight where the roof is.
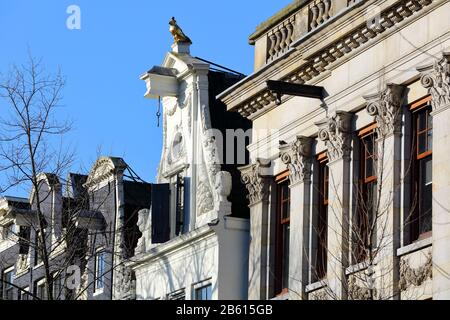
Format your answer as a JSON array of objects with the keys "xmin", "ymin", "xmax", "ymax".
[{"xmin": 146, "ymin": 66, "xmax": 178, "ymax": 77}]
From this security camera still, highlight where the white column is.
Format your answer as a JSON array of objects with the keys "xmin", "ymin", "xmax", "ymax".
[
  {"xmin": 240, "ymin": 159, "xmax": 272, "ymax": 300},
  {"xmin": 418, "ymin": 52, "xmax": 450, "ymax": 300},
  {"xmin": 364, "ymin": 83, "xmax": 406, "ymax": 300},
  {"xmin": 280, "ymin": 136, "xmax": 313, "ymax": 300},
  {"xmin": 315, "ymin": 111, "xmax": 353, "ymax": 300}
]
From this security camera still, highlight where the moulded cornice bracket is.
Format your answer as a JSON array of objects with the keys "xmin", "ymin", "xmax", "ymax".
[{"xmin": 266, "ymin": 80, "xmax": 325, "ymax": 105}]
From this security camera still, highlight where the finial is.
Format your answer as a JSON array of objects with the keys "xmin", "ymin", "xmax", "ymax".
[{"xmin": 169, "ymin": 17, "xmax": 192, "ymax": 44}]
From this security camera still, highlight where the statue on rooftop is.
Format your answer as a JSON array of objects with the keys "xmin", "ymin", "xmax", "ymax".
[{"xmin": 169, "ymin": 17, "xmax": 192, "ymax": 44}]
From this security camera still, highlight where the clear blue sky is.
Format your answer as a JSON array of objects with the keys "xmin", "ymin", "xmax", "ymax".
[{"xmin": 0, "ymin": 0, "xmax": 292, "ymax": 197}]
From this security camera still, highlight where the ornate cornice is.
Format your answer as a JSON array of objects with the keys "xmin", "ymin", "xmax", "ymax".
[
  {"xmin": 239, "ymin": 159, "xmax": 272, "ymax": 206},
  {"xmin": 220, "ymin": 0, "xmax": 434, "ymax": 118},
  {"xmin": 364, "ymin": 83, "xmax": 406, "ymax": 137},
  {"xmin": 417, "ymin": 52, "xmax": 450, "ymax": 115},
  {"xmin": 315, "ymin": 111, "xmax": 353, "ymax": 163},
  {"xmin": 279, "ymin": 136, "xmax": 313, "ymax": 185}
]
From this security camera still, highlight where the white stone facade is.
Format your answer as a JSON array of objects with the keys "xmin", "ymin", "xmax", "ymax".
[
  {"xmin": 128, "ymin": 42, "xmax": 250, "ymax": 300},
  {"xmin": 219, "ymin": 0, "xmax": 450, "ymax": 300}
]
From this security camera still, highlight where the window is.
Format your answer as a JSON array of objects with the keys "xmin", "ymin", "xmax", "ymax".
[
  {"xmin": 355, "ymin": 127, "xmax": 378, "ymax": 263},
  {"xmin": 175, "ymin": 174, "xmax": 185, "ymax": 236},
  {"xmin": 409, "ymin": 98, "xmax": 433, "ymax": 242},
  {"xmin": 2, "ymin": 223, "xmax": 15, "ymax": 240},
  {"xmin": 34, "ymin": 230, "xmax": 43, "ymax": 266},
  {"xmin": 95, "ymin": 249, "xmax": 106, "ymax": 292},
  {"xmin": 18, "ymin": 287, "xmax": 30, "ymax": 300},
  {"xmin": 314, "ymin": 154, "xmax": 329, "ymax": 280},
  {"xmin": 195, "ymin": 284, "xmax": 212, "ymax": 300},
  {"xmin": 2, "ymin": 267, "xmax": 14, "ymax": 300},
  {"xmin": 34, "ymin": 278, "xmax": 47, "ymax": 300},
  {"xmin": 168, "ymin": 289, "xmax": 185, "ymax": 300},
  {"xmin": 274, "ymin": 173, "xmax": 290, "ymax": 295}
]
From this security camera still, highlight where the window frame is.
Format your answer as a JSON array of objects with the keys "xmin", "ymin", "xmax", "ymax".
[
  {"xmin": 192, "ymin": 279, "xmax": 213, "ymax": 301},
  {"xmin": 355, "ymin": 125, "xmax": 378, "ymax": 263},
  {"xmin": 274, "ymin": 172, "xmax": 291, "ymax": 296},
  {"xmin": 314, "ymin": 152, "xmax": 329, "ymax": 281},
  {"xmin": 2, "ymin": 266, "xmax": 15, "ymax": 300},
  {"xmin": 94, "ymin": 248, "xmax": 106, "ymax": 293},
  {"xmin": 33, "ymin": 278, "xmax": 47, "ymax": 300},
  {"xmin": 409, "ymin": 96, "xmax": 433, "ymax": 243}
]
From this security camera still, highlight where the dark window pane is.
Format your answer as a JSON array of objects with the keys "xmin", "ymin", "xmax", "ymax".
[
  {"xmin": 418, "ymin": 133, "xmax": 427, "ymax": 154},
  {"xmin": 420, "ymin": 157, "xmax": 432, "ymax": 234},
  {"xmin": 418, "ymin": 111, "xmax": 427, "ymax": 131},
  {"xmin": 427, "ymin": 129, "xmax": 433, "ymax": 151}
]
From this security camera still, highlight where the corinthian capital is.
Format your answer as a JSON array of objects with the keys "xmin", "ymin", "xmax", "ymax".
[
  {"xmin": 417, "ymin": 52, "xmax": 450, "ymax": 114},
  {"xmin": 315, "ymin": 111, "xmax": 353, "ymax": 163},
  {"xmin": 364, "ymin": 83, "xmax": 406, "ymax": 137},
  {"xmin": 280, "ymin": 136, "xmax": 313, "ymax": 185},
  {"xmin": 239, "ymin": 159, "xmax": 271, "ymax": 206}
]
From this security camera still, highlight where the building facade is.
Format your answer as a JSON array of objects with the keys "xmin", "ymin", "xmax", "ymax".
[
  {"xmin": 0, "ymin": 157, "xmax": 151, "ymax": 300},
  {"xmin": 218, "ymin": 0, "xmax": 450, "ymax": 300},
  {"xmin": 126, "ymin": 39, "xmax": 252, "ymax": 300}
]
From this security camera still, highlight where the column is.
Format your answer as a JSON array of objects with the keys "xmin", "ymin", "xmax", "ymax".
[
  {"xmin": 280, "ymin": 136, "xmax": 313, "ymax": 300},
  {"xmin": 240, "ymin": 159, "xmax": 272, "ymax": 300},
  {"xmin": 418, "ymin": 52, "xmax": 450, "ymax": 300},
  {"xmin": 315, "ymin": 111, "xmax": 353, "ymax": 299},
  {"xmin": 364, "ymin": 83, "xmax": 406, "ymax": 300}
]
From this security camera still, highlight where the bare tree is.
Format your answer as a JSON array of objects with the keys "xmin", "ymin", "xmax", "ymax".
[{"xmin": 0, "ymin": 54, "xmax": 73, "ymax": 300}]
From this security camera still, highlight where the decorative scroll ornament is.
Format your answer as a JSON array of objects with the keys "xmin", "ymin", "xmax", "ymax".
[
  {"xmin": 399, "ymin": 251, "xmax": 432, "ymax": 291},
  {"xmin": 315, "ymin": 111, "xmax": 353, "ymax": 162},
  {"xmin": 239, "ymin": 159, "xmax": 271, "ymax": 206},
  {"xmin": 280, "ymin": 136, "xmax": 313, "ymax": 185},
  {"xmin": 364, "ymin": 84, "xmax": 406, "ymax": 137},
  {"xmin": 136, "ymin": 208, "xmax": 151, "ymax": 254},
  {"xmin": 418, "ymin": 52, "xmax": 450, "ymax": 114}
]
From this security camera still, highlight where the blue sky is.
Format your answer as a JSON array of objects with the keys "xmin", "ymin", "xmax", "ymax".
[{"xmin": 0, "ymin": 0, "xmax": 292, "ymax": 197}]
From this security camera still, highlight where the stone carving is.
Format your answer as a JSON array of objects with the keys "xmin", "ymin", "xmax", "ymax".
[
  {"xmin": 15, "ymin": 254, "xmax": 29, "ymax": 275},
  {"xmin": 197, "ymin": 179, "xmax": 214, "ymax": 215},
  {"xmin": 365, "ymin": 83, "xmax": 406, "ymax": 137},
  {"xmin": 76, "ymin": 268, "xmax": 89, "ymax": 300},
  {"xmin": 310, "ymin": 289, "xmax": 328, "ymax": 300},
  {"xmin": 197, "ymin": 104, "xmax": 221, "ymax": 216},
  {"xmin": 136, "ymin": 208, "xmax": 151, "ymax": 254},
  {"xmin": 280, "ymin": 136, "xmax": 313, "ymax": 185},
  {"xmin": 239, "ymin": 159, "xmax": 271, "ymax": 206},
  {"xmin": 316, "ymin": 111, "xmax": 353, "ymax": 162},
  {"xmin": 215, "ymin": 171, "xmax": 232, "ymax": 202},
  {"xmin": 169, "ymin": 17, "xmax": 192, "ymax": 44},
  {"xmin": 116, "ymin": 264, "xmax": 136, "ymax": 300},
  {"xmin": 418, "ymin": 52, "xmax": 450, "ymax": 114},
  {"xmin": 399, "ymin": 251, "xmax": 432, "ymax": 291},
  {"xmin": 348, "ymin": 275, "xmax": 376, "ymax": 300}
]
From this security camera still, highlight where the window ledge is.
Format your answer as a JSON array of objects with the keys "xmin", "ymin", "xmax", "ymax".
[
  {"xmin": 305, "ymin": 280, "xmax": 327, "ymax": 293},
  {"xmin": 93, "ymin": 289, "xmax": 104, "ymax": 297},
  {"xmin": 270, "ymin": 291, "xmax": 289, "ymax": 300},
  {"xmin": 397, "ymin": 237, "xmax": 432, "ymax": 257},
  {"xmin": 345, "ymin": 261, "xmax": 370, "ymax": 276}
]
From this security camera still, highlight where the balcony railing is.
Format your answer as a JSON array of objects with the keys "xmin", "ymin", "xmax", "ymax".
[{"xmin": 260, "ymin": 0, "xmax": 358, "ymax": 65}]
